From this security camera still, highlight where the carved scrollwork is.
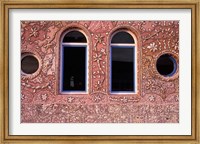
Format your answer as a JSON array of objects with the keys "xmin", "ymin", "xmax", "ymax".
[{"xmin": 21, "ymin": 21, "xmax": 179, "ymax": 123}]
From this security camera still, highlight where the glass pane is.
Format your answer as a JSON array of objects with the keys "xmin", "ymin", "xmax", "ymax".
[
  {"xmin": 111, "ymin": 47, "xmax": 134, "ymax": 91},
  {"xmin": 63, "ymin": 31, "xmax": 87, "ymax": 43},
  {"xmin": 21, "ymin": 55, "xmax": 39, "ymax": 74},
  {"xmin": 156, "ymin": 54, "xmax": 177, "ymax": 76},
  {"xmin": 111, "ymin": 31, "xmax": 134, "ymax": 44},
  {"xmin": 62, "ymin": 46, "xmax": 86, "ymax": 91}
]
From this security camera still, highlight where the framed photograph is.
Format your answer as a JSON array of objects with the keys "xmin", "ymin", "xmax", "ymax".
[{"xmin": 0, "ymin": 0, "xmax": 199, "ymax": 143}]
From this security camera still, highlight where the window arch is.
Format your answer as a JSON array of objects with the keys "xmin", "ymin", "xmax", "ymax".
[
  {"xmin": 60, "ymin": 29, "xmax": 88, "ymax": 93},
  {"xmin": 110, "ymin": 30, "xmax": 136, "ymax": 93}
]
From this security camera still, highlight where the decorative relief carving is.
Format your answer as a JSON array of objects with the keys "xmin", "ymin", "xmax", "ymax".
[
  {"xmin": 21, "ymin": 103, "xmax": 179, "ymax": 123},
  {"xmin": 92, "ymin": 33, "xmax": 107, "ymax": 92},
  {"xmin": 21, "ymin": 21, "xmax": 179, "ymax": 123}
]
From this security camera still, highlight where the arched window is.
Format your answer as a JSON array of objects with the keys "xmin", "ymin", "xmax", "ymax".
[
  {"xmin": 60, "ymin": 30, "xmax": 88, "ymax": 93},
  {"xmin": 110, "ymin": 30, "xmax": 136, "ymax": 93}
]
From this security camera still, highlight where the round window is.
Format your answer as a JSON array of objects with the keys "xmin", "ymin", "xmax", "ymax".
[
  {"xmin": 156, "ymin": 54, "xmax": 177, "ymax": 77},
  {"xmin": 21, "ymin": 55, "xmax": 39, "ymax": 74}
]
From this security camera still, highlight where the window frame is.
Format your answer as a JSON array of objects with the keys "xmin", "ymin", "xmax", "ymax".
[
  {"xmin": 110, "ymin": 30, "xmax": 137, "ymax": 94},
  {"xmin": 59, "ymin": 29, "xmax": 89, "ymax": 94},
  {"xmin": 156, "ymin": 54, "xmax": 178, "ymax": 77},
  {"xmin": 21, "ymin": 52, "xmax": 41, "ymax": 78}
]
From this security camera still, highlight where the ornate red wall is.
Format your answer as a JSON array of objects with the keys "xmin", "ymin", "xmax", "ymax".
[{"xmin": 21, "ymin": 21, "xmax": 179, "ymax": 123}]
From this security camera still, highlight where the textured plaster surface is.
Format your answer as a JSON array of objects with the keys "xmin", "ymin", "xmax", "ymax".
[{"xmin": 21, "ymin": 21, "xmax": 179, "ymax": 123}]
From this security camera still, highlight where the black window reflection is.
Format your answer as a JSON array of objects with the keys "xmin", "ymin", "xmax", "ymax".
[
  {"xmin": 111, "ymin": 47, "xmax": 134, "ymax": 91},
  {"xmin": 63, "ymin": 31, "xmax": 87, "ymax": 43},
  {"xmin": 62, "ymin": 47, "xmax": 86, "ymax": 91}
]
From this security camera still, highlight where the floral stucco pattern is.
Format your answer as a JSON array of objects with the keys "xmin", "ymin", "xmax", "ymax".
[{"xmin": 21, "ymin": 21, "xmax": 179, "ymax": 123}]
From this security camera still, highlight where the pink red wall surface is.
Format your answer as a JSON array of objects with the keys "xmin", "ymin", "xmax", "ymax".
[{"xmin": 21, "ymin": 21, "xmax": 179, "ymax": 123}]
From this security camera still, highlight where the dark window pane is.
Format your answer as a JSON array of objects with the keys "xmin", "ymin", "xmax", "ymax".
[
  {"xmin": 21, "ymin": 55, "xmax": 39, "ymax": 74},
  {"xmin": 62, "ymin": 46, "xmax": 86, "ymax": 91},
  {"xmin": 156, "ymin": 54, "xmax": 177, "ymax": 76},
  {"xmin": 63, "ymin": 31, "xmax": 87, "ymax": 43},
  {"xmin": 111, "ymin": 47, "xmax": 134, "ymax": 91},
  {"xmin": 111, "ymin": 31, "xmax": 134, "ymax": 44}
]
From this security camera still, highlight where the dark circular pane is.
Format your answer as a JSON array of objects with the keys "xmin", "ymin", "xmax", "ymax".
[
  {"xmin": 63, "ymin": 31, "xmax": 87, "ymax": 43},
  {"xmin": 21, "ymin": 55, "xmax": 39, "ymax": 74},
  {"xmin": 111, "ymin": 31, "xmax": 134, "ymax": 44},
  {"xmin": 156, "ymin": 54, "xmax": 177, "ymax": 76}
]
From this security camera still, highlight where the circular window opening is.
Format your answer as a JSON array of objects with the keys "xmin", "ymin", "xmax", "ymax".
[
  {"xmin": 156, "ymin": 54, "xmax": 177, "ymax": 77},
  {"xmin": 21, "ymin": 55, "xmax": 39, "ymax": 74}
]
